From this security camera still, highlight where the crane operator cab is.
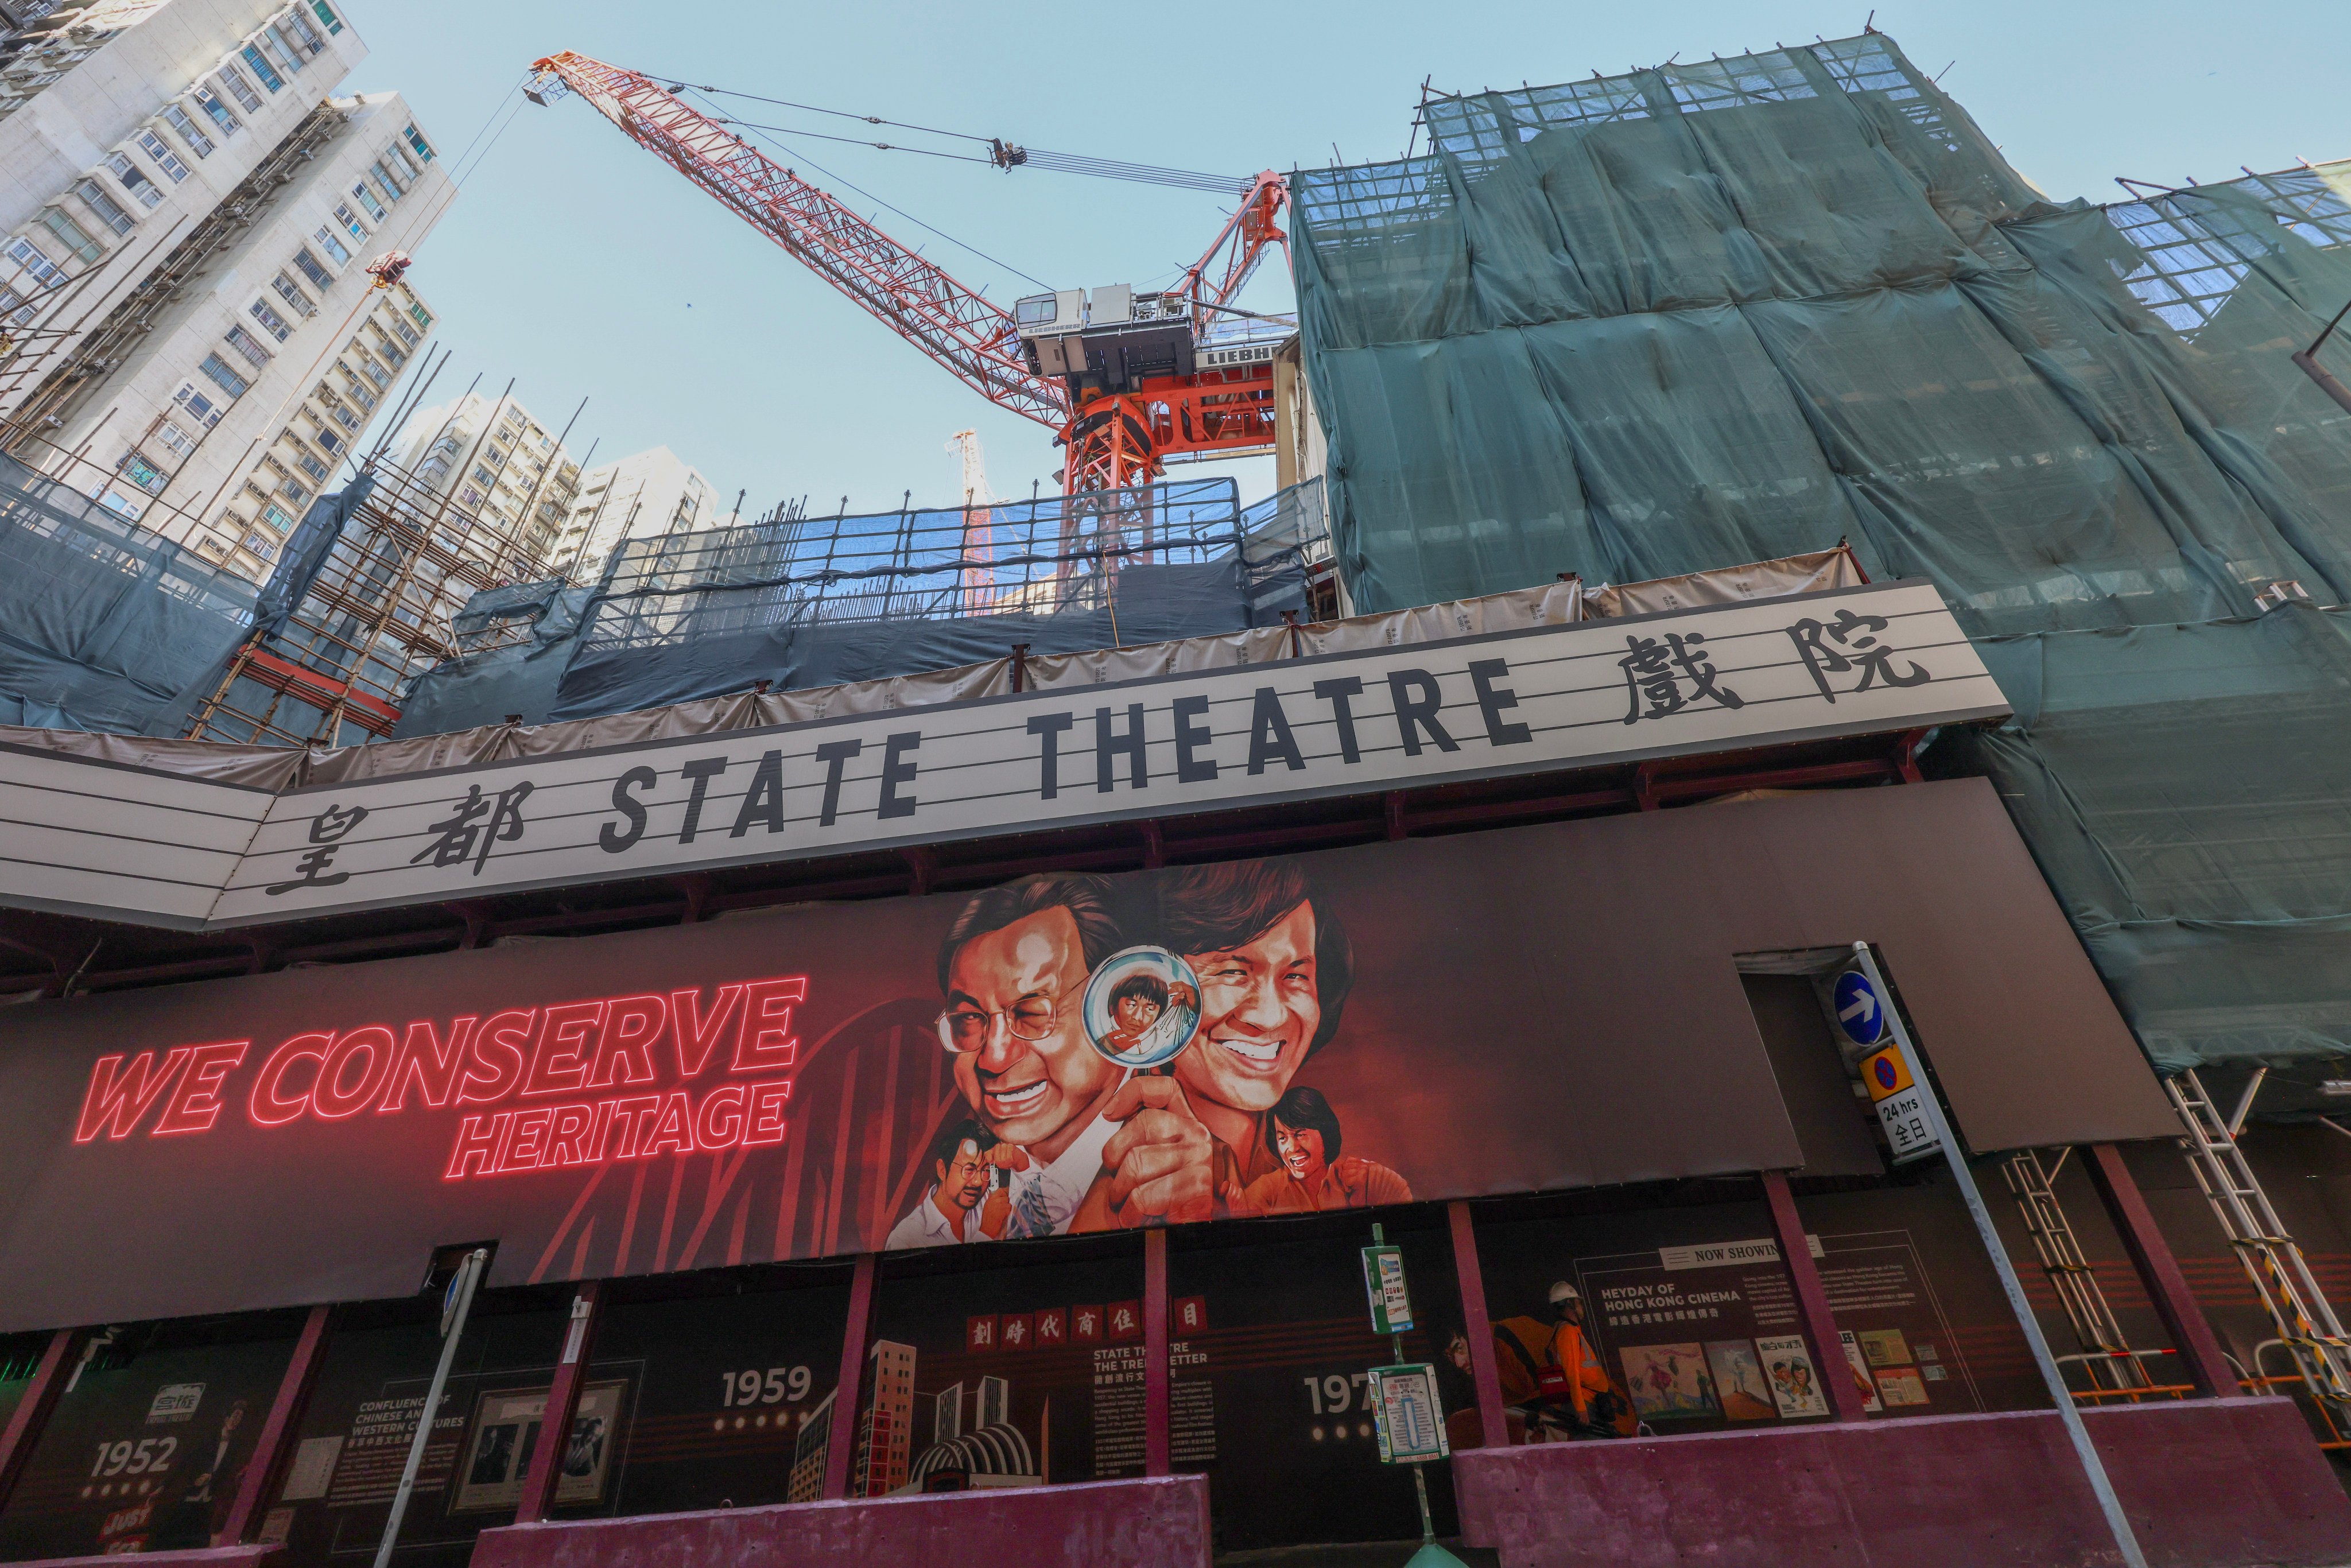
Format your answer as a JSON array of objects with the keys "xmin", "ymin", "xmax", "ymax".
[{"xmin": 1013, "ymin": 285, "xmax": 1198, "ymax": 398}]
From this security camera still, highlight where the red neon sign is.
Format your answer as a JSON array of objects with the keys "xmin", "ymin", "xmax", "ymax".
[{"xmin": 73, "ymin": 976, "xmax": 808, "ymax": 1182}]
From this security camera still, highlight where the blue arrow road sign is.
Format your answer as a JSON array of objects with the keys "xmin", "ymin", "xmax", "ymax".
[{"xmin": 1834, "ymin": 970, "xmax": 1886, "ymax": 1046}]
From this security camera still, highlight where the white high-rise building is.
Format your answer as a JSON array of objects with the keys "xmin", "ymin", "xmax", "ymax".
[
  {"xmin": 0, "ymin": 0, "xmax": 454, "ymax": 580},
  {"xmin": 386, "ymin": 389, "xmax": 584, "ymax": 572},
  {"xmin": 553, "ymin": 445, "xmax": 728, "ymax": 581}
]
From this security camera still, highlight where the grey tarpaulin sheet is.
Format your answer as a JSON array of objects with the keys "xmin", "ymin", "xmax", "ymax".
[
  {"xmin": 1289, "ymin": 34, "xmax": 2351, "ymax": 1069},
  {"xmin": 0, "ymin": 452, "xmax": 262, "ymax": 736},
  {"xmin": 6, "ymin": 575, "xmax": 1595, "ymax": 787},
  {"xmin": 394, "ymin": 478, "xmax": 1322, "ymax": 736}
]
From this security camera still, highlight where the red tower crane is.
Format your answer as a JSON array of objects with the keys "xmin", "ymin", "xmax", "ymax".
[{"xmin": 525, "ymin": 52, "xmax": 1289, "ymax": 495}]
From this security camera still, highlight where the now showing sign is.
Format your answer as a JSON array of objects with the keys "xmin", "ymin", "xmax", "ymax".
[{"xmin": 0, "ymin": 581, "xmax": 2005, "ymax": 932}]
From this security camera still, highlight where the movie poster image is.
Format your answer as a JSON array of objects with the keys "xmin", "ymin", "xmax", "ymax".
[
  {"xmin": 1618, "ymin": 1344, "xmax": 1717, "ymax": 1421},
  {"xmin": 451, "ymin": 1382, "xmax": 624, "ymax": 1512},
  {"xmin": 0, "ymin": 825, "xmax": 1810, "ymax": 1334},
  {"xmin": 1837, "ymin": 1332, "xmax": 1887, "ymax": 1414},
  {"xmin": 0, "ymin": 1328, "xmax": 293, "ymax": 1562},
  {"xmin": 1752, "ymin": 1335, "xmax": 1830, "ymax": 1418},
  {"xmin": 1702, "ymin": 1341, "xmax": 1776, "ymax": 1421}
]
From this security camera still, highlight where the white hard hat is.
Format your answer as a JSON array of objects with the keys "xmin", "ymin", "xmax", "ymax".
[{"xmin": 1547, "ymin": 1280, "xmax": 1580, "ymax": 1306}]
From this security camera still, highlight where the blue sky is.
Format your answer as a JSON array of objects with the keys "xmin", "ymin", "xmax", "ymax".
[{"xmin": 341, "ymin": 1, "xmax": 2349, "ymax": 520}]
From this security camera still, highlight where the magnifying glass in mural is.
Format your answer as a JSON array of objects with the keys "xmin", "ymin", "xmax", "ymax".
[{"xmin": 1081, "ymin": 945, "xmax": 1202, "ymax": 1072}]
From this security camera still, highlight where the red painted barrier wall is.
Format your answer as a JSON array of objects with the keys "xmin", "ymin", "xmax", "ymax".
[
  {"xmin": 468, "ymin": 1474, "xmax": 1211, "ymax": 1568},
  {"xmin": 1453, "ymin": 1396, "xmax": 2350, "ymax": 1568},
  {"xmin": 5, "ymin": 1548, "xmax": 281, "ymax": 1568}
]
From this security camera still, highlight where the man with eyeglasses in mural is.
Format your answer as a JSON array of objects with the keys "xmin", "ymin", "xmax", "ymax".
[{"xmin": 916, "ymin": 874, "xmax": 1217, "ymax": 1243}]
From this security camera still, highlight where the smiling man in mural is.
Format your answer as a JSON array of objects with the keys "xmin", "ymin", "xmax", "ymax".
[{"xmin": 1155, "ymin": 861, "xmax": 1358, "ymax": 1212}]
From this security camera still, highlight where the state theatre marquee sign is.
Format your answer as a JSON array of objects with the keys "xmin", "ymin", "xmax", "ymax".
[{"xmin": 0, "ymin": 581, "xmax": 2007, "ymax": 932}]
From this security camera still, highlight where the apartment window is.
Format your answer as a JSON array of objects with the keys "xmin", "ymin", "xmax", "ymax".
[
  {"xmin": 198, "ymin": 352, "xmax": 249, "ymax": 398},
  {"xmin": 261, "ymin": 503, "xmax": 296, "ymax": 532},
  {"xmin": 328, "ymin": 402, "xmax": 358, "ymax": 433},
  {"xmin": 72, "ymin": 179, "xmax": 133, "ymax": 237},
  {"xmin": 104, "ymin": 152, "xmax": 162, "ymax": 209},
  {"xmin": 271, "ymin": 273, "xmax": 315, "ymax": 316},
  {"xmin": 408, "ymin": 302, "xmax": 432, "ymax": 331},
  {"xmin": 333, "ymin": 202, "xmax": 366, "ymax": 241},
  {"xmin": 472, "ymin": 464, "xmax": 496, "ymax": 488},
  {"xmin": 225, "ymin": 324, "xmax": 273, "ymax": 367},
  {"xmin": 281, "ymin": 478, "xmax": 309, "ymax": 504},
  {"xmin": 313, "ymin": 424, "xmax": 344, "ymax": 455},
  {"xmin": 119, "ymin": 451, "xmax": 169, "ymax": 493},
  {"xmin": 242, "ymin": 532, "xmax": 278, "ymax": 560},
  {"xmin": 290, "ymin": 246, "xmax": 333, "ymax": 289},
  {"xmin": 96, "ymin": 488, "xmax": 142, "ymax": 518},
  {"xmin": 138, "ymin": 130, "xmax": 190, "ymax": 182},
  {"xmin": 174, "ymin": 383, "xmax": 222, "ymax": 427},
  {"xmin": 249, "ymin": 297, "xmax": 292, "ymax": 341},
  {"xmin": 160, "ymin": 104, "xmax": 215, "ymax": 158},
  {"xmin": 310, "ymin": 0, "xmax": 343, "ymax": 34},
  {"xmin": 361, "ymin": 359, "xmax": 389, "ymax": 390},
  {"xmin": 371, "ymin": 158, "xmax": 405, "ymax": 196},
  {"xmin": 391, "ymin": 317, "xmax": 417, "ymax": 347},
  {"xmin": 403, "ymin": 123, "xmax": 433, "ymax": 162},
  {"xmin": 375, "ymin": 337, "xmax": 405, "ymax": 367},
  {"xmin": 216, "ymin": 64, "xmax": 263, "ymax": 113},
  {"xmin": 6, "ymin": 236, "xmax": 66, "ymax": 291},
  {"xmin": 282, "ymin": 9, "xmax": 326, "ymax": 55},
  {"xmin": 192, "ymin": 86, "xmax": 240, "ymax": 138},
  {"xmin": 350, "ymin": 181, "xmax": 386, "ymax": 222},
  {"xmin": 260, "ymin": 28, "xmax": 302, "ymax": 75},
  {"xmin": 32, "ymin": 208, "xmax": 98, "ymax": 266},
  {"xmin": 312, "ymin": 226, "xmax": 350, "ymax": 266},
  {"xmin": 459, "ymin": 486, "xmax": 482, "ymax": 507},
  {"xmin": 157, "ymin": 421, "xmax": 196, "ymax": 457},
  {"xmin": 294, "ymin": 449, "xmax": 329, "ymax": 483},
  {"xmin": 239, "ymin": 45, "xmax": 283, "ymax": 92}
]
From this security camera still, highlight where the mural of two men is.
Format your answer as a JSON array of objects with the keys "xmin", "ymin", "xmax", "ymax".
[{"xmin": 885, "ymin": 860, "xmax": 1411, "ymax": 1249}]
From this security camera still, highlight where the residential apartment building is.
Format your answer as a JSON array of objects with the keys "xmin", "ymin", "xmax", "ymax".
[
  {"xmin": 0, "ymin": 0, "xmax": 454, "ymax": 580},
  {"xmin": 387, "ymin": 388, "xmax": 584, "ymax": 570},
  {"xmin": 552, "ymin": 443, "xmax": 727, "ymax": 580}
]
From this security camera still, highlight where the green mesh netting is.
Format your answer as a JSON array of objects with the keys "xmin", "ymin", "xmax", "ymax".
[
  {"xmin": 1293, "ymin": 34, "xmax": 2351, "ymax": 632},
  {"xmin": 1291, "ymin": 34, "xmax": 2351, "ymax": 1069}
]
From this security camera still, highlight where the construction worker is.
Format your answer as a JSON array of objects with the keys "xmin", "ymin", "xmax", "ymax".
[{"xmin": 1491, "ymin": 1282, "xmax": 1619, "ymax": 1439}]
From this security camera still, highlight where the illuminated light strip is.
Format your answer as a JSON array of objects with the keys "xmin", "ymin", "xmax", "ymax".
[
  {"xmin": 73, "ymin": 976, "xmax": 812, "ymax": 1165},
  {"xmin": 443, "ymin": 1078, "xmax": 793, "ymax": 1179}
]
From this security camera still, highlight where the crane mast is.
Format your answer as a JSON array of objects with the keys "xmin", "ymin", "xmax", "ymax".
[{"xmin": 527, "ymin": 52, "xmax": 1289, "ymax": 496}]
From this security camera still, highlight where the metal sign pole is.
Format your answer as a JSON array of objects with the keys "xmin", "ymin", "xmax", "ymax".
[
  {"xmin": 1848, "ymin": 944, "xmax": 2147, "ymax": 1568},
  {"xmin": 372, "ymin": 1247, "xmax": 488, "ymax": 1568}
]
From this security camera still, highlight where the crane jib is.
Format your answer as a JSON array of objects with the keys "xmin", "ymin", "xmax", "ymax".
[{"xmin": 536, "ymin": 49, "xmax": 1270, "ymax": 482}]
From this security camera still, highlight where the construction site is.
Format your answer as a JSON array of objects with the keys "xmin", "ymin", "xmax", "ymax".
[{"xmin": 2, "ymin": 15, "xmax": 2351, "ymax": 1568}]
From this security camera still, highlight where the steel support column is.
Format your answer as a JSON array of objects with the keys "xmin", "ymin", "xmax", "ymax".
[
  {"xmin": 1145, "ymin": 1228, "xmax": 1171, "ymax": 1477},
  {"xmin": 1762, "ymin": 1170, "xmax": 1868, "ymax": 1422},
  {"xmin": 0, "ymin": 1329, "xmax": 86, "ymax": 1513},
  {"xmin": 222, "ymin": 1305, "xmax": 333, "ymax": 1544},
  {"xmin": 821, "ymin": 1253, "xmax": 879, "ymax": 1500},
  {"xmin": 1447, "ymin": 1200, "xmax": 1510, "ymax": 1448},
  {"xmin": 2084, "ymin": 1142, "xmax": 2240, "ymax": 1397},
  {"xmin": 515, "ymin": 1281, "xmax": 603, "ymax": 1524}
]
